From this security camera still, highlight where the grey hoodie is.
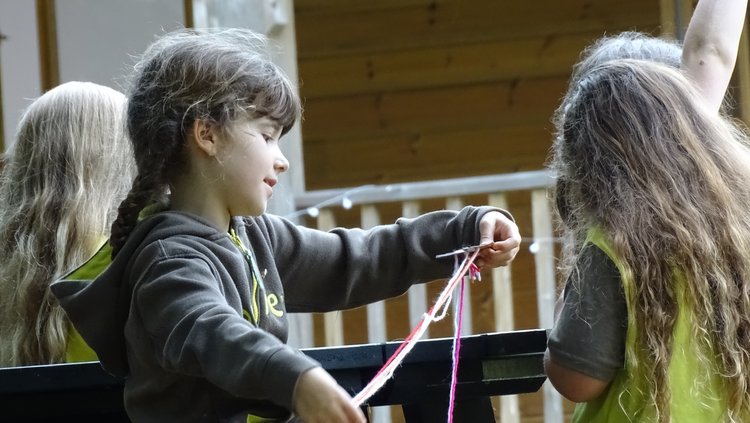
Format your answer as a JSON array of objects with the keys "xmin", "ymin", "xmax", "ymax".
[{"xmin": 52, "ymin": 206, "xmax": 503, "ymax": 422}]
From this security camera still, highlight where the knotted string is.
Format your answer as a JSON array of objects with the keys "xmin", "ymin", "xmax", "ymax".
[{"xmin": 352, "ymin": 248, "xmax": 482, "ymax": 409}]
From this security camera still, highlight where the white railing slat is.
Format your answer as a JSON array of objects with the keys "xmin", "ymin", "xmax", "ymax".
[
  {"xmin": 489, "ymin": 193, "xmax": 521, "ymax": 423},
  {"xmin": 318, "ymin": 209, "xmax": 344, "ymax": 347},
  {"xmin": 445, "ymin": 197, "xmax": 472, "ymax": 336},
  {"xmin": 361, "ymin": 205, "xmax": 387, "ymax": 344},
  {"xmin": 402, "ymin": 201, "xmax": 428, "ymax": 338},
  {"xmin": 531, "ymin": 189, "xmax": 563, "ymax": 423}
]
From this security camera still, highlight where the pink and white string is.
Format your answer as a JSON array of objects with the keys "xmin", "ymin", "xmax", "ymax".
[{"xmin": 352, "ymin": 248, "xmax": 483, "ymax": 422}]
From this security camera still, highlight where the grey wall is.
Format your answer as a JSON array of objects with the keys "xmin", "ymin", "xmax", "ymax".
[
  {"xmin": 55, "ymin": 0, "xmax": 185, "ymax": 91},
  {"xmin": 0, "ymin": 0, "xmax": 185, "ymax": 151},
  {"xmin": 0, "ymin": 0, "xmax": 41, "ymax": 150}
]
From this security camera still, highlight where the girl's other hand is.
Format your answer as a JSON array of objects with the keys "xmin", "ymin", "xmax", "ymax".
[
  {"xmin": 475, "ymin": 211, "xmax": 521, "ymax": 269},
  {"xmin": 292, "ymin": 367, "xmax": 367, "ymax": 423}
]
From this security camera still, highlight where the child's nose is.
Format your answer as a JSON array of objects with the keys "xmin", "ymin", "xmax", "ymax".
[{"xmin": 274, "ymin": 156, "xmax": 289, "ymax": 173}]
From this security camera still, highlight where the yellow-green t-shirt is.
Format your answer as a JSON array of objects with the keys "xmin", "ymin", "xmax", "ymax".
[{"xmin": 572, "ymin": 228, "xmax": 727, "ymax": 422}]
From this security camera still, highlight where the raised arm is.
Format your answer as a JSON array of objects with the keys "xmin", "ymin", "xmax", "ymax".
[{"xmin": 682, "ymin": 0, "xmax": 748, "ymax": 112}]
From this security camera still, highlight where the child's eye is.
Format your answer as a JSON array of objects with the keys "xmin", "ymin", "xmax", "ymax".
[{"xmin": 263, "ymin": 134, "xmax": 273, "ymax": 142}]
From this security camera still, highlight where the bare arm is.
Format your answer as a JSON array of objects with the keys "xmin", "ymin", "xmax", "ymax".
[
  {"xmin": 546, "ymin": 287, "xmax": 614, "ymax": 402},
  {"xmin": 544, "ymin": 245, "xmax": 625, "ymax": 403},
  {"xmin": 544, "ymin": 352, "xmax": 611, "ymax": 402},
  {"xmin": 682, "ymin": 0, "xmax": 748, "ymax": 112}
]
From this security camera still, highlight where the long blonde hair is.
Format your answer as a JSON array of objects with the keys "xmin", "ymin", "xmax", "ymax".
[
  {"xmin": 552, "ymin": 59, "xmax": 750, "ymax": 421},
  {"xmin": 0, "ymin": 82, "xmax": 135, "ymax": 366}
]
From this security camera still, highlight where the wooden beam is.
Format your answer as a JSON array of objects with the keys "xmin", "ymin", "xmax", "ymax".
[
  {"xmin": 659, "ymin": 0, "xmax": 677, "ymax": 37},
  {"xmin": 35, "ymin": 0, "xmax": 59, "ymax": 92},
  {"xmin": 183, "ymin": 0, "xmax": 194, "ymax": 28},
  {"xmin": 659, "ymin": 0, "xmax": 694, "ymax": 39},
  {"xmin": 738, "ymin": 20, "xmax": 750, "ymax": 126},
  {"xmin": 0, "ymin": 42, "xmax": 4, "ymax": 153}
]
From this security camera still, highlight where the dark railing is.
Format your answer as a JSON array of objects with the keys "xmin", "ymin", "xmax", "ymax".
[{"xmin": 0, "ymin": 329, "xmax": 547, "ymax": 422}]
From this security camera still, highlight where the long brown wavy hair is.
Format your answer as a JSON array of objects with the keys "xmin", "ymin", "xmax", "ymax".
[
  {"xmin": 0, "ymin": 82, "xmax": 135, "ymax": 366},
  {"xmin": 551, "ymin": 59, "xmax": 750, "ymax": 421}
]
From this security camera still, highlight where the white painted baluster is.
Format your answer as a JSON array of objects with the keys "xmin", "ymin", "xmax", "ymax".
[
  {"xmin": 402, "ymin": 201, "xmax": 428, "ymax": 338},
  {"xmin": 361, "ymin": 204, "xmax": 390, "ymax": 423},
  {"xmin": 318, "ymin": 209, "xmax": 344, "ymax": 347},
  {"xmin": 531, "ymin": 189, "xmax": 563, "ymax": 423},
  {"xmin": 361, "ymin": 204, "xmax": 386, "ymax": 344},
  {"xmin": 488, "ymin": 193, "xmax": 520, "ymax": 423},
  {"xmin": 445, "ymin": 197, "xmax": 472, "ymax": 335}
]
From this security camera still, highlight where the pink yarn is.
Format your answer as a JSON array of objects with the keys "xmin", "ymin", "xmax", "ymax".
[
  {"xmin": 353, "ymin": 248, "xmax": 482, "ymax": 416},
  {"xmin": 448, "ymin": 276, "xmax": 466, "ymax": 422}
]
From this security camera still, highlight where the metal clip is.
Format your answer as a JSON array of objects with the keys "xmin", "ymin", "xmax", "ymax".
[{"xmin": 435, "ymin": 242, "xmax": 492, "ymax": 259}]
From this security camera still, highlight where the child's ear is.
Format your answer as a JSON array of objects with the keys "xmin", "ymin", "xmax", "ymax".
[{"xmin": 189, "ymin": 119, "xmax": 220, "ymax": 157}]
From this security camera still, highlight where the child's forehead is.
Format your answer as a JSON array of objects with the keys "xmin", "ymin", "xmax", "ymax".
[{"xmin": 234, "ymin": 116, "xmax": 281, "ymax": 131}]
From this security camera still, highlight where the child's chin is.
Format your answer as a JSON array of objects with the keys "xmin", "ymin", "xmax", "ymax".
[
  {"xmin": 233, "ymin": 203, "xmax": 265, "ymax": 218},
  {"xmin": 249, "ymin": 204, "xmax": 267, "ymax": 217}
]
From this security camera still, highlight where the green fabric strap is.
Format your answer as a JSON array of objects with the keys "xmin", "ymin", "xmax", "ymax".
[{"xmin": 64, "ymin": 203, "xmax": 165, "ymax": 361}]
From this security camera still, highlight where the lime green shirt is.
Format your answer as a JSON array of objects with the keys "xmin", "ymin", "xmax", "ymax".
[
  {"xmin": 573, "ymin": 228, "xmax": 727, "ymax": 422},
  {"xmin": 64, "ymin": 242, "xmax": 112, "ymax": 362}
]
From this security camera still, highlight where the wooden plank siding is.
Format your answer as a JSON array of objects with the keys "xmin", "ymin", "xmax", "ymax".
[
  {"xmin": 299, "ymin": 34, "xmax": 613, "ymax": 99},
  {"xmin": 295, "ymin": 0, "xmax": 659, "ymax": 59},
  {"xmin": 294, "ymin": 1, "xmax": 664, "ymax": 421},
  {"xmin": 296, "ymin": 0, "xmax": 664, "ymax": 189}
]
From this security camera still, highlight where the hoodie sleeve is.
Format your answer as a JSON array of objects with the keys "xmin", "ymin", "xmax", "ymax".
[
  {"xmin": 130, "ymin": 241, "xmax": 319, "ymax": 409},
  {"xmin": 256, "ymin": 205, "xmax": 506, "ymax": 312}
]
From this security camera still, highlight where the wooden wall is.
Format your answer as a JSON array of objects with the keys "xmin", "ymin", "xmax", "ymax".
[
  {"xmin": 295, "ymin": 0, "xmax": 663, "ymax": 189},
  {"xmin": 293, "ymin": 1, "xmax": 664, "ymax": 421}
]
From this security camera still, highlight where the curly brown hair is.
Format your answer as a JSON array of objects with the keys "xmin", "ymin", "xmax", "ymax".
[{"xmin": 552, "ymin": 59, "xmax": 750, "ymax": 422}]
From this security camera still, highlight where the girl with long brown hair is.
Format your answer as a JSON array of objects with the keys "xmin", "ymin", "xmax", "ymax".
[{"xmin": 547, "ymin": 57, "xmax": 750, "ymax": 422}]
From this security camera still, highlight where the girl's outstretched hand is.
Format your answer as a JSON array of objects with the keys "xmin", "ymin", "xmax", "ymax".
[
  {"xmin": 292, "ymin": 367, "xmax": 367, "ymax": 423},
  {"xmin": 475, "ymin": 211, "xmax": 521, "ymax": 269}
]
